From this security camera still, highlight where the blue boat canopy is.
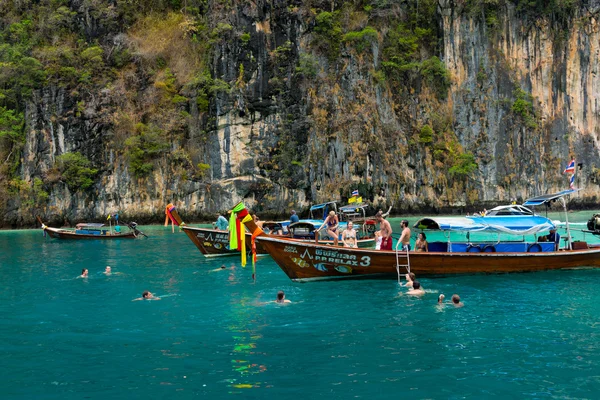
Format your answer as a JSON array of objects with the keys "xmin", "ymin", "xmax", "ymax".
[
  {"xmin": 414, "ymin": 215, "xmax": 555, "ymax": 234},
  {"xmin": 523, "ymin": 189, "xmax": 581, "ymax": 206},
  {"xmin": 309, "ymin": 201, "xmax": 337, "ymax": 211}
]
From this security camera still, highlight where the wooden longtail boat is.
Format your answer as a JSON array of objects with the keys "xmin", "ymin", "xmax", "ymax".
[
  {"xmin": 38, "ymin": 217, "xmax": 144, "ymax": 239},
  {"xmin": 230, "ymin": 190, "xmax": 600, "ymax": 281},
  {"xmin": 166, "ymin": 208, "xmax": 376, "ymax": 257}
]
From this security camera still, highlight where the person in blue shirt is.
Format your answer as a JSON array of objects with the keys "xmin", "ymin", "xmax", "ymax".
[
  {"xmin": 547, "ymin": 228, "xmax": 560, "ymax": 251},
  {"xmin": 290, "ymin": 210, "xmax": 299, "ymax": 223},
  {"xmin": 214, "ymin": 213, "xmax": 229, "ymax": 231}
]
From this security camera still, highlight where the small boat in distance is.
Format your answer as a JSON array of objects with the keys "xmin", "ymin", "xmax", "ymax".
[{"xmin": 38, "ymin": 217, "xmax": 145, "ymax": 239}]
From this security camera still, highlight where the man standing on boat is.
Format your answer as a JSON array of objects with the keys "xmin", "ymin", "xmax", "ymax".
[
  {"xmin": 399, "ymin": 220, "xmax": 411, "ymax": 251},
  {"xmin": 376, "ymin": 211, "xmax": 392, "ymax": 250}
]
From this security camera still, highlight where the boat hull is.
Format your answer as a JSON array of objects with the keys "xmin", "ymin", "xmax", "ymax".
[
  {"xmin": 256, "ymin": 236, "xmax": 600, "ymax": 281},
  {"xmin": 181, "ymin": 226, "xmax": 267, "ymax": 257},
  {"xmin": 181, "ymin": 226, "xmax": 375, "ymax": 257},
  {"xmin": 44, "ymin": 227, "xmax": 137, "ymax": 239}
]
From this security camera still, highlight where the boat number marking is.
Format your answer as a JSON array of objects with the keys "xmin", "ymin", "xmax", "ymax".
[{"xmin": 284, "ymin": 246, "xmax": 298, "ymax": 253}]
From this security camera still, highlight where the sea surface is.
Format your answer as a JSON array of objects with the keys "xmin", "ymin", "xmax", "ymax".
[{"xmin": 2, "ymin": 211, "xmax": 600, "ymax": 399}]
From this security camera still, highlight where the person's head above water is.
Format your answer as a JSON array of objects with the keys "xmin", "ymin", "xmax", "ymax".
[
  {"xmin": 276, "ymin": 290, "xmax": 285, "ymax": 302},
  {"xmin": 81, "ymin": 268, "xmax": 88, "ymax": 276},
  {"xmin": 412, "ymin": 281, "xmax": 421, "ymax": 290},
  {"xmin": 438, "ymin": 294, "xmax": 445, "ymax": 303},
  {"xmin": 142, "ymin": 291, "xmax": 152, "ymax": 299},
  {"xmin": 452, "ymin": 294, "xmax": 461, "ymax": 304},
  {"xmin": 105, "ymin": 266, "xmax": 111, "ymax": 272}
]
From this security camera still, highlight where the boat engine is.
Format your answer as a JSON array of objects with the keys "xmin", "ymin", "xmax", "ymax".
[{"xmin": 586, "ymin": 214, "xmax": 600, "ymax": 233}]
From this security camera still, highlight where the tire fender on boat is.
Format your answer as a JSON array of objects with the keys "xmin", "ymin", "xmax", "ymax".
[
  {"xmin": 527, "ymin": 243, "xmax": 543, "ymax": 252},
  {"xmin": 482, "ymin": 245, "xmax": 496, "ymax": 252},
  {"xmin": 467, "ymin": 244, "xmax": 481, "ymax": 252}
]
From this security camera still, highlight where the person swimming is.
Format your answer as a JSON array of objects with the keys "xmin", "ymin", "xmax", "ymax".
[
  {"xmin": 80, "ymin": 269, "xmax": 88, "ymax": 278},
  {"xmin": 275, "ymin": 290, "xmax": 291, "ymax": 304},
  {"xmin": 104, "ymin": 266, "xmax": 111, "ymax": 275},
  {"xmin": 438, "ymin": 294, "xmax": 445, "ymax": 304},
  {"xmin": 406, "ymin": 280, "xmax": 425, "ymax": 296},
  {"xmin": 209, "ymin": 265, "xmax": 228, "ymax": 272},
  {"xmin": 404, "ymin": 272, "xmax": 416, "ymax": 288},
  {"xmin": 451, "ymin": 294, "xmax": 464, "ymax": 308},
  {"xmin": 133, "ymin": 291, "xmax": 161, "ymax": 301}
]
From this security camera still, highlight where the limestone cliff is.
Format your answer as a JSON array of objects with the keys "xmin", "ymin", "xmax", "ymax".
[{"xmin": 2, "ymin": 0, "xmax": 600, "ymax": 227}]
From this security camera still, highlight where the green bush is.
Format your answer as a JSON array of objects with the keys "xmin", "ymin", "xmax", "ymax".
[
  {"xmin": 420, "ymin": 56, "xmax": 451, "ymax": 98},
  {"xmin": 449, "ymin": 152, "xmax": 477, "ymax": 179},
  {"xmin": 419, "ymin": 125, "xmax": 434, "ymax": 144},
  {"xmin": 56, "ymin": 152, "xmax": 98, "ymax": 190},
  {"xmin": 124, "ymin": 123, "xmax": 169, "ymax": 177},
  {"xmin": 343, "ymin": 26, "xmax": 378, "ymax": 52}
]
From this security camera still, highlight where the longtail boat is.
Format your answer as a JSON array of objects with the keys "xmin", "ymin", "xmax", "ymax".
[
  {"xmin": 165, "ymin": 206, "xmax": 376, "ymax": 257},
  {"xmin": 37, "ymin": 217, "xmax": 145, "ymax": 239},
  {"xmin": 229, "ymin": 190, "xmax": 600, "ymax": 281}
]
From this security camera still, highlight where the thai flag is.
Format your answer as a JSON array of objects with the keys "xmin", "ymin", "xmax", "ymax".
[
  {"xmin": 352, "ymin": 189, "xmax": 359, "ymax": 197},
  {"xmin": 563, "ymin": 159, "xmax": 575, "ymax": 174},
  {"xmin": 569, "ymin": 174, "xmax": 576, "ymax": 189}
]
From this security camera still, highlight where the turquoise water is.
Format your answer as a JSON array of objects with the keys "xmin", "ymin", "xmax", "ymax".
[{"xmin": 2, "ymin": 212, "xmax": 600, "ymax": 399}]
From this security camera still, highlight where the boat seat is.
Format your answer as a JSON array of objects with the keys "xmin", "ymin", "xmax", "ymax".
[{"xmin": 572, "ymin": 241, "xmax": 588, "ymax": 250}]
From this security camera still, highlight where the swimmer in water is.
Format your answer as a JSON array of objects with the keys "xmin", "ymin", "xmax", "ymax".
[
  {"xmin": 437, "ymin": 294, "xmax": 445, "ymax": 304},
  {"xmin": 104, "ymin": 266, "xmax": 112, "ymax": 275},
  {"xmin": 209, "ymin": 264, "xmax": 228, "ymax": 273},
  {"xmin": 451, "ymin": 294, "xmax": 464, "ymax": 308},
  {"xmin": 275, "ymin": 290, "xmax": 291, "ymax": 304},
  {"xmin": 406, "ymin": 280, "xmax": 425, "ymax": 296},
  {"xmin": 80, "ymin": 269, "xmax": 88, "ymax": 278},
  {"xmin": 133, "ymin": 291, "xmax": 161, "ymax": 301},
  {"xmin": 403, "ymin": 272, "xmax": 416, "ymax": 288}
]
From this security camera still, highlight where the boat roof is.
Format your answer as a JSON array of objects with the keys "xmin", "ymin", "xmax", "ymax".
[
  {"xmin": 414, "ymin": 215, "xmax": 555, "ymax": 234},
  {"xmin": 485, "ymin": 205, "xmax": 534, "ymax": 216},
  {"xmin": 76, "ymin": 223, "xmax": 105, "ymax": 228},
  {"xmin": 523, "ymin": 189, "xmax": 581, "ymax": 206},
  {"xmin": 309, "ymin": 201, "xmax": 337, "ymax": 211},
  {"xmin": 339, "ymin": 204, "xmax": 367, "ymax": 212}
]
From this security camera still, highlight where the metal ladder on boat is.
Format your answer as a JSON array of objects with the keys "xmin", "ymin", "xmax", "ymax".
[{"xmin": 395, "ymin": 240, "xmax": 411, "ymax": 285}]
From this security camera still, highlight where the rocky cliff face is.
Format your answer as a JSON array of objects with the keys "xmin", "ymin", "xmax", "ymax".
[{"xmin": 4, "ymin": 0, "xmax": 600, "ymax": 227}]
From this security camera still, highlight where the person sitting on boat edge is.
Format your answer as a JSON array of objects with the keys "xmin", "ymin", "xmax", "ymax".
[
  {"xmin": 415, "ymin": 232, "xmax": 428, "ymax": 252},
  {"xmin": 376, "ymin": 211, "xmax": 392, "ymax": 250},
  {"xmin": 214, "ymin": 213, "xmax": 229, "ymax": 231},
  {"xmin": 252, "ymin": 214, "xmax": 264, "ymax": 229},
  {"xmin": 275, "ymin": 290, "xmax": 291, "ymax": 304},
  {"xmin": 451, "ymin": 294, "xmax": 464, "ymax": 308},
  {"xmin": 399, "ymin": 220, "xmax": 411, "ymax": 251},
  {"xmin": 342, "ymin": 221, "xmax": 358, "ymax": 248},
  {"xmin": 317, "ymin": 210, "xmax": 339, "ymax": 246},
  {"xmin": 546, "ymin": 228, "xmax": 560, "ymax": 251},
  {"xmin": 290, "ymin": 210, "xmax": 299, "ymax": 224}
]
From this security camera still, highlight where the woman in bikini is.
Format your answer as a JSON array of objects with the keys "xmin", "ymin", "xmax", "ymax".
[
  {"xmin": 415, "ymin": 232, "xmax": 429, "ymax": 252},
  {"xmin": 342, "ymin": 221, "xmax": 358, "ymax": 248},
  {"xmin": 317, "ymin": 210, "xmax": 339, "ymax": 246}
]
